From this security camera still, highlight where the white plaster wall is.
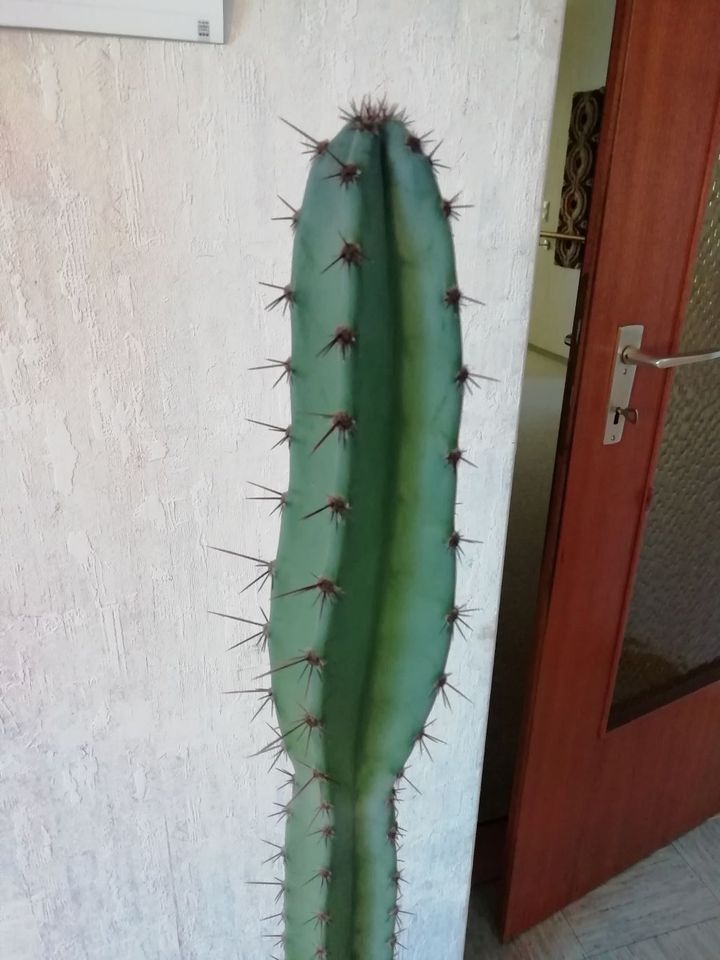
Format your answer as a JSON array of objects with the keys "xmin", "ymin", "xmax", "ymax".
[{"xmin": 0, "ymin": 3, "xmax": 564, "ymax": 958}]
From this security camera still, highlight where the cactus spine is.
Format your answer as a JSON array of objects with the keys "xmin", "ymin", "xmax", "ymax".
[{"xmin": 249, "ymin": 100, "xmax": 478, "ymax": 960}]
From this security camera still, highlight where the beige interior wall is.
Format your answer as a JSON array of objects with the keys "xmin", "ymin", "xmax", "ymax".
[{"xmin": 530, "ymin": 0, "xmax": 617, "ymax": 359}]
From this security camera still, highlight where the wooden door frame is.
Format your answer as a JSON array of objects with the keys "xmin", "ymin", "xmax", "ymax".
[{"xmin": 498, "ymin": 0, "xmax": 720, "ymax": 940}]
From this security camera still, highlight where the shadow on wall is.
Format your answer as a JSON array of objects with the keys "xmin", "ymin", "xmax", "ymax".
[
  {"xmin": 479, "ymin": 349, "xmax": 566, "ymax": 821},
  {"xmin": 223, "ymin": 0, "xmax": 237, "ymax": 40}
]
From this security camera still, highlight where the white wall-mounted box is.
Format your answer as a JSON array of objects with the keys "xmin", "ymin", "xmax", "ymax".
[{"xmin": 0, "ymin": 0, "xmax": 224, "ymax": 43}]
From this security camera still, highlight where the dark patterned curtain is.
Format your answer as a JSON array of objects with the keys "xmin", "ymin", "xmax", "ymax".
[{"xmin": 555, "ymin": 87, "xmax": 605, "ymax": 269}]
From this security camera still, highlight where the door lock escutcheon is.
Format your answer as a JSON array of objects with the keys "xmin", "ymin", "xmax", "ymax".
[
  {"xmin": 604, "ymin": 325, "xmax": 720, "ymax": 444},
  {"xmin": 604, "ymin": 325, "xmax": 643, "ymax": 445}
]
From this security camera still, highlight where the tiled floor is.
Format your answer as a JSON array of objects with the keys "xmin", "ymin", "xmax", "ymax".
[{"xmin": 465, "ymin": 818, "xmax": 720, "ymax": 959}]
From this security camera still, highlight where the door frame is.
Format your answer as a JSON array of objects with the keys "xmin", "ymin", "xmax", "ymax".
[{"xmin": 499, "ymin": 0, "xmax": 720, "ymax": 939}]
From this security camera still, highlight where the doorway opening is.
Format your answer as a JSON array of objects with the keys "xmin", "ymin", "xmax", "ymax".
[
  {"xmin": 469, "ymin": 0, "xmax": 720, "ymax": 948},
  {"xmin": 478, "ymin": 0, "xmax": 617, "ymax": 830}
]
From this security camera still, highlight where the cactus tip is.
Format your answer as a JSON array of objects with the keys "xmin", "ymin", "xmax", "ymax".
[{"xmin": 340, "ymin": 95, "xmax": 405, "ymax": 132}]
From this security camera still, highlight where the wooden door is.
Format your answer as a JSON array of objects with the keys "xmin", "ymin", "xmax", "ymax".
[{"xmin": 502, "ymin": 0, "xmax": 720, "ymax": 939}]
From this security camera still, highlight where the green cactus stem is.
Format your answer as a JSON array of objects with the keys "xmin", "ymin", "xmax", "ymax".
[{"xmin": 253, "ymin": 99, "xmax": 478, "ymax": 960}]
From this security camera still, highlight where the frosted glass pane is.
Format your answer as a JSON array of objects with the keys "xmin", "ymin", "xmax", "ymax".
[{"xmin": 612, "ymin": 152, "xmax": 720, "ymax": 714}]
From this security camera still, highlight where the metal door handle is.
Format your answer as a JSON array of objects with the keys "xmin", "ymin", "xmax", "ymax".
[
  {"xmin": 605, "ymin": 325, "xmax": 720, "ymax": 445},
  {"xmin": 621, "ymin": 345, "xmax": 720, "ymax": 368},
  {"xmin": 539, "ymin": 230, "xmax": 586, "ymax": 243}
]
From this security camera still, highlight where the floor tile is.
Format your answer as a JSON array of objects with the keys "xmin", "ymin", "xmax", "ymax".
[
  {"xmin": 674, "ymin": 818, "xmax": 720, "ymax": 901},
  {"xmin": 592, "ymin": 916, "xmax": 720, "ymax": 959},
  {"xmin": 563, "ymin": 846, "xmax": 720, "ymax": 955},
  {"xmin": 464, "ymin": 886, "xmax": 585, "ymax": 960}
]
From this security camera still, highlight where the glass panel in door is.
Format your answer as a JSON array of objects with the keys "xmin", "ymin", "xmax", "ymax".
[{"xmin": 610, "ymin": 151, "xmax": 720, "ymax": 722}]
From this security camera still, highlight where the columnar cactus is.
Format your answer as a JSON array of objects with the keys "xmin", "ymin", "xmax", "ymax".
[{"xmin": 229, "ymin": 99, "xmax": 485, "ymax": 960}]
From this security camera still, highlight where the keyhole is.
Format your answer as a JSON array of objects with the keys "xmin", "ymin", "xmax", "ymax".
[{"xmin": 614, "ymin": 406, "xmax": 639, "ymax": 425}]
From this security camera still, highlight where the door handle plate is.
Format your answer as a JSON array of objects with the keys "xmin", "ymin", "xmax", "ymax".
[{"xmin": 604, "ymin": 325, "xmax": 644, "ymax": 445}]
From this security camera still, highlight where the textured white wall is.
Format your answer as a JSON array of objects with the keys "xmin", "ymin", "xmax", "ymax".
[{"xmin": 0, "ymin": 3, "xmax": 564, "ymax": 958}]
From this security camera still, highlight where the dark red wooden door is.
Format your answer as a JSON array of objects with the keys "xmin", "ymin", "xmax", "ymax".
[{"xmin": 502, "ymin": 0, "xmax": 720, "ymax": 938}]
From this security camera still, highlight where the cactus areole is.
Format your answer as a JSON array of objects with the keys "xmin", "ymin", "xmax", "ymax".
[{"xmin": 251, "ymin": 99, "xmax": 480, "ymax": 959}]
